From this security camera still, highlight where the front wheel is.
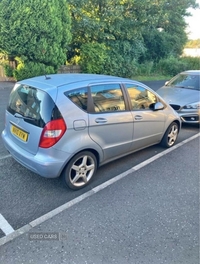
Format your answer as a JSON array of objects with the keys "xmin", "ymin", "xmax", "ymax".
[
  {"xmin": 61, "ymin": 151, "xmax": 97, "ymax": 190},
  {"xmin": 160, "ymin": 122, "xmax": 179, "ymax": 148}
]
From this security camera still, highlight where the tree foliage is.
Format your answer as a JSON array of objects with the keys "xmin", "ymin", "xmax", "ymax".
[
  {"xmin": 0, "ymin": 0, "xmax": 71, "ymax": 78},
  {"xmin": 68, "ymin": 0, "xmax": 199, "ymax": 76},
  {"xmin": 140, "ymin": 0, "xmax": 198, "ymax": 61},
  {"xmin": 0, "ymin": 0, "xmax": 199, "ymax": 79},
  {"xmin": 79, "ymin": 43, "xmax": 108, "ymax": 74},
  {"xmin": 68, "ymin": 0, "xmax": 147, "ymax": 76},
  {"xmin": 185, "ymin": 39, "xmax": 200, "ymax": 48},
  {"xmin": 12, "ymin": 56, "xmax": 54, "ymax": 81}
]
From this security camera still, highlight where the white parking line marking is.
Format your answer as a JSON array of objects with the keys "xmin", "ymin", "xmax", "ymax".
[
  {"xmin": 0, "ymin": 132, "xmax": 199, "ymax": 246},
  {"xmin": 0, "ymin": 154, "xmax": 11, "ymax": 160},
  {"xmin": 0, "ymin": 214, "xmax": 15, "ymax": 235}
]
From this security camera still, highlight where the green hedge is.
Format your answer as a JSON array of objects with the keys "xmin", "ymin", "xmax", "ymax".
[
  {"xmin": 13, "ymin": 58, "xmax": 55, "ymax": 81},
  {"xmin": 155, "ymin": 56, "xmax": 199, "ymax": 76}
]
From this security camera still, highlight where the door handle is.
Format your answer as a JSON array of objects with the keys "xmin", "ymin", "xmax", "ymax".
[
  {"xmin": 134, "ymin": 115, "xmax": 143, "ymax": 120},
  {"xmin": 95, "ymin": 118, "xmax": 107, "ymax": 123}
]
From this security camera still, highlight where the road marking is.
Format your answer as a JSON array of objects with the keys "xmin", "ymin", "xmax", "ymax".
[
  {"xmin": 0, "ymin": 132, "xmax": 199, "ymax": 246},
  {"xmin": 0, "ymin": 214, "xmax": 15, "ymax": 235},
  {"xmin": 0, "ymin": 154, "xmax": 11, "ymax": 160}
]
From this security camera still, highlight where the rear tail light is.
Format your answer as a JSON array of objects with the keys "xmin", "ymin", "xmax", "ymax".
[{"xmin": 39, "ymin": 118, "xmax": 66, "ymax": 148}]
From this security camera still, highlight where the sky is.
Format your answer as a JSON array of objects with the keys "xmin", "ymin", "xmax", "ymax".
[{"xmin": 185, "ymin": 0, "xmax": 200, "ymax": 39}]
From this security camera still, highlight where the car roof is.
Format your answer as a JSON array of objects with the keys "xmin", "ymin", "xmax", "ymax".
[
  {"xmin": 18, "ymin": 73, "xmax": 141, "ymax": 91},
  {"xmin": 181, "ymin": 70, "xmax": 200, "ymax": 75}
]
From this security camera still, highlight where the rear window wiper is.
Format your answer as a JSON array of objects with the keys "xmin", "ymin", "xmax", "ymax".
[{"xmin": 14, "ymin": 113, "xmax": 36, "ymax": 121}]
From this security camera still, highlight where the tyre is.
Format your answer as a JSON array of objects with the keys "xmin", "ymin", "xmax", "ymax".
[
  {"xmin": 61, "ymin": 151, "xmax": 97, "ymax": 190},
  {"xmin": 160, "ymin": 122, "xmax": 179, "ymax": 148}
]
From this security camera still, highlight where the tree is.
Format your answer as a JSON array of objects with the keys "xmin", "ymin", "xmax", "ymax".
[
  {"xmin": 68, "ymin": 0, "xmax": 147, "ymax": 77},
  {"xmin": 185, "ymin": 39, "xmax": 200, "ymax": 48},
  {"xmin": 139, "ymin": 0, "xmax": 199, "ymax": 62},
  {"xmin": 0, "ymin": 0, "xmax": 71, "ymax": 79},
  {"xmin": 68, "ymin": 0, "xmax": 199, "ymax": 76}
]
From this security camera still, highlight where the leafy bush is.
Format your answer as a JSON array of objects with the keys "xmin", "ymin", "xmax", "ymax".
[
  {"xmin": 155, "ymin": 57, "xmax": 188, "ymax": 76},
  {"xmin": 0, "ymin": 0, "xmax": 71, "ymax": 70},
  {"xmin": 79, "ymin": 43, "xmax": 108, "ymax": 74},
  {"xmin": 180, "ymin": 56, "xmax": 200, "ymax": 70},
  {"xmin": 104, "ymin": 55, "xmax": 139, "ymax": 78},
  {"xmin": 13, "ymin": 58, "xmax": 55, "ymax": 81},
  {"xmin": 136, "ymin": 61, "xmax": 154, "ymax": 76},
  {"xmin": 103, "ymin": 40, "xmax": 146, "ymax": 78},
  {"xmin": 3, "ymin": 63, "xmax": 14, "ymax": 77},
  {"xmin": 0, "ymin": 53, "xmax": 14, "ymax": 77},
  {"xmin": 79, "ymin": 40, "xmax": 146, "ymax": 78}
]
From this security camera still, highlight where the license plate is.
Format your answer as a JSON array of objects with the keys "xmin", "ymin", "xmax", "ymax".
[{"xmin": 11, "ymin": 125, "xmax": 28, "ymax": 142}]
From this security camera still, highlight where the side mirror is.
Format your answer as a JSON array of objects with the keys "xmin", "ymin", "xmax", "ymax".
[{"xmin": 154, "ymin": 102, "xmax": 164, "ymax": 111}]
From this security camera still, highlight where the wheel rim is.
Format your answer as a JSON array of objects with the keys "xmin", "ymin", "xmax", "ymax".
[
  {"xmin": 69, "ymin": 154, "xmax": 95, "ymax": 187},
  {"xmin": 167, "ymin": 124, "xmax": 178, "ymax": 146}
]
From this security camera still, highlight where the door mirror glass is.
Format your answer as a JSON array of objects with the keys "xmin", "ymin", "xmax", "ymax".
[{"xmin": 154, "ymin": 102, "xmax": 164, "ymax": 111}]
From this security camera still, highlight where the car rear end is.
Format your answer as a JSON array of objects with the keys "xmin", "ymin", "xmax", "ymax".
[{"xmin": 1, "ymin": 81, "xmax": 68, "ymax": 178}]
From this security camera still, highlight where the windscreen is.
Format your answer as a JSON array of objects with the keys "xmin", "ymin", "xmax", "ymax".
[{"xmin": 167, "ymin": 74, "xmax": 200, "ymax": 91}]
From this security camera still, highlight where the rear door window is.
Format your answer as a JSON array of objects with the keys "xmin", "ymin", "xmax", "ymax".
[
  {"xmin": 90, "ymin": 83, "xmax": 125, "ymax": 112},
  {"xmin": 7, "ymin": 83, "xmax": 60, "ymax": 128}
]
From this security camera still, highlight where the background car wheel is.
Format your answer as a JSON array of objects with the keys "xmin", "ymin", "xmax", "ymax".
[
  {"xmin": 160, "ymin": 122, "xmax": 179, "ymax": 148},
  {"xmin": 61, "ymin": 151, "xmax": 97, "ymax": 190}
]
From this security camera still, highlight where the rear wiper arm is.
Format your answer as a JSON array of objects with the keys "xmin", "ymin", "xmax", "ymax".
[{"xmin": 14, "ymin": 113, "xmax": 36, "ymax": 121}]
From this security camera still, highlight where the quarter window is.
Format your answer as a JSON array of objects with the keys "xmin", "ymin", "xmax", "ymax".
[
  {"xmin": 65, "ymin": 87, "xmax": 88, "ymax": 111},
  {"xmin": 125, "ymin": 84, "xmax": 157, "ymax": 110},
  {"xmin": 90, "ymin": 84, "xmax": 125, "ymax": 112}
]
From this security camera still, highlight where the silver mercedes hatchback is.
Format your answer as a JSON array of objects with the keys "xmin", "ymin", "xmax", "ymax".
[{"xmin": 1, "ymin": 74, "xmax": 181, "ymax": 190}]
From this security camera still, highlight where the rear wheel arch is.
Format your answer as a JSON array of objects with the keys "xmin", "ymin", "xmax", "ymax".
[
  {"xmin": 76, "ymin": 148, "xmax": 100, "ymax": 167},
  {"xmin": 61, "ymin": 148, "xmax": 100, "ymax": 190}
]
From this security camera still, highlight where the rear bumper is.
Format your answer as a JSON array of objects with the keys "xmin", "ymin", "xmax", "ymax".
[{"xmin": 1, "ymin": 130, "xmax": 70, "ymax": 178}]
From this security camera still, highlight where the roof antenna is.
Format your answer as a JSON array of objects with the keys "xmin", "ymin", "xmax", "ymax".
[
  {"xmin": 43, "ymin": 63, "xmax": 51, "ymax": 80},
  {"xmin": 45, "ymin": 74, "xmax": 51, "ymax": 80}
]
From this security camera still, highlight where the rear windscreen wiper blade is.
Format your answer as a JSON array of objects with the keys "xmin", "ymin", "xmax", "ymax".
[{"xmin": 14, "ymin": 113, "xmax": 36, "ymax": 121}]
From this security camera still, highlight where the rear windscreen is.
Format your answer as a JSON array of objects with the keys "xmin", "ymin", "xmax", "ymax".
[{"xmin": 7, "ymin": 83, "xmax": 62, "ymax": 128}]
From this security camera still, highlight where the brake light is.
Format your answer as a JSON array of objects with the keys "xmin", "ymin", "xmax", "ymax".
[{"xmin": 39, "ymin": 118, "xmax": 66, "ymax": 148}]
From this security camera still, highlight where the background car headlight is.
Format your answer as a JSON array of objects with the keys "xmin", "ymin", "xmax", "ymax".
[{"xmin": 183, "ymin": 102, "xmax": 200, "ymax": 109}]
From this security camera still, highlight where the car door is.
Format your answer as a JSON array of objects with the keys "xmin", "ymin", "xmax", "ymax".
[
  {"xmin": 124, "ymin": 83, "xmax": 166, "ymax": 150},
  {"xmin": 88, "ymin": 83, "xmax": 134, "ymax": 161}
]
